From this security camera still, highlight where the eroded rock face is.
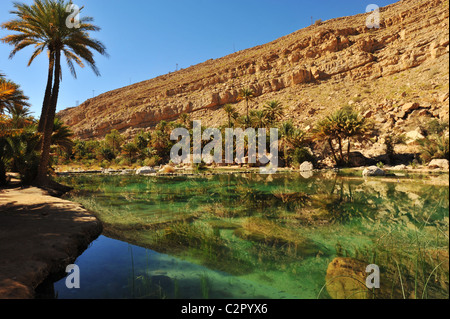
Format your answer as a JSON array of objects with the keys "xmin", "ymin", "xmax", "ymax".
[{"xmin": 57, "ymin": 0, "xmax": 449, "ymax": 142}]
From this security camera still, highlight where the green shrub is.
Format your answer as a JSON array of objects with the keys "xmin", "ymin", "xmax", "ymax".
[
  {"xmin": 291, "ymin": 147, "xmax": 315, "ymax": 166},
  {"xmin": 418, "ymin": 135, "xmax": 449, "ymax": 163},
  {"xmin": 143, "ymin": 156, "xmax": 160, "ymax": 167}
]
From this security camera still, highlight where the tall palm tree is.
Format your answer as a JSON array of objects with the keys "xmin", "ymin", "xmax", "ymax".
[
  {"xmin": 338, "ymin": 108, "xmax": 373, "ymax": 163},
  {"xmin": 313, "ymin": 115, "xmax": 340, "ymax": 165},
  {"xmin": 1, "ymin": 0, "xmax": 108, "ymax": 186},
  {"xmin": 238, "ymin": 88, "xmax": 254, "ymax": 121}
]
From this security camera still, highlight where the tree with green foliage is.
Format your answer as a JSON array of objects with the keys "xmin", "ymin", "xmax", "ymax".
[
  {"xmin": 249, "ymin": 110, "xmax": 267, "ymax": 129},
  {"xmin": 105, "ymin": 129, "xmax": 124, "ymax": 156},
  {"xmin": 2, "ymin": 0, "xmax": 108, "ymax": 186},
  {"xmin": 121, "ymin": 142, "xmax": 139, "ymax": 163},
  {"xmin": 52, "ymin": 117, "xmax": 74, "ymax": 155},
  {"xmin": 263, "ymin": 100, "xmax": 284, "ymax": 127},
  {"xmin": 223, "ymin": 104, "xmax": 239, "ymax": 128},
  {"xmin": 313, "ymin": 106, "xmax": 373, "ymax": 166}
]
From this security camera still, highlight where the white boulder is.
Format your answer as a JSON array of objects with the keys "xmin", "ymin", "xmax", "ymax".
[
  {"xmin": 362, "ymin": 166, "xmax": 386, "ymax": 177},
  {"xmin": 428, "ymin": 159, "xmax": 449, "ymax": 170},
  {"xmin": 136, "ymin": 166, "xmax": 156, "ymax": 175},
  {"xmin": 299, "ymin": 161, "xmax": 314, "ymax": 172}
]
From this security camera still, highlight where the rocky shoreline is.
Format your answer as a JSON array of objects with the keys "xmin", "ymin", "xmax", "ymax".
[
  {"xmin": 0, "ymin": 187, "xmax": 102, "ymax": 299},
  {"xmin": 55, "ymin": 161, "xmax": 450, "ymax": 178}
]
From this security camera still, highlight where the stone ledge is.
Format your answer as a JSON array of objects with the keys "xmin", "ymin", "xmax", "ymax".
[{"xmin": 0, "ymin": 187, "xmax": 102, "ymax": 299}]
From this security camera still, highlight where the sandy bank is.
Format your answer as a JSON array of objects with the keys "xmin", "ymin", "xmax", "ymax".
[{"xmin": 0, "ymin": 187, "xmax": 102, "ymax": 299}]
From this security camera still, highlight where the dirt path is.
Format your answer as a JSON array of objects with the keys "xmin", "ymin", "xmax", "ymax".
[{"xmin": 0, "ymin": 187, "xmax": 102, "ymax": 299}]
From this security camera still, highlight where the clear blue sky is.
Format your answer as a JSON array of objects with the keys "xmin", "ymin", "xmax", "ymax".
[{"xmin": 0, "ymin": 0, "xmax": 398, "ymax": 117}]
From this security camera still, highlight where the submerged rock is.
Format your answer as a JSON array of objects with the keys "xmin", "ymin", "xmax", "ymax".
[{"xmin": 325, "ymin": 257, "xmax": 371, "ymax": 299}]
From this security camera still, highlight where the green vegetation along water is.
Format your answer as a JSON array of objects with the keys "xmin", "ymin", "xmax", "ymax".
[{"xmin": 54, "ymin": 171, "xmax": 449, "ymax": 299}]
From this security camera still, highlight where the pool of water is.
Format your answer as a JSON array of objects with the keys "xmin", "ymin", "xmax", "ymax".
[
  {"xmin": 54, "ymin": 235, "xmax": 299, "ymax": 299},
  {"xmin": 54, "ymin": 171, "xmax": 449, "ymax": 299}
]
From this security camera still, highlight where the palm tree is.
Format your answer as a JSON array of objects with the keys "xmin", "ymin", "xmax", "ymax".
[
  {"xmin": 223, "ymin": 104, "xmax": 238, "ymax": 128},
  {"xmin": 313, "ymin": 106, "xmax": 373, "ymax": 166},
  {"xmin": 249, "ymin": 110, "xmax": 267, "ymax": 129},
  {"xmin": 105, "ymin": 129, "xmax": 124, "ymax": 155},
  {"xmin": 279, "ymin": 121, "xmax": 295, "ymax": 167},
  {"xmin": 339, "ymin": 108, "xmax": 373, "ymax": 163},
  {"xmin": 238, "ymin": 88, "xmax": 254, "ymax": 121},
  {"xmin": 51, "ymin": 117, "xmax": 74, "ymax": 154},
  {"xmin": 263, "ymin": 100, "xmax": 284, "ymax": 126},
  {"xmin": 1, "ymin": 0, "xmax": 108, "ymax": 186},
  {"xmin": 313, "ymin": 115, "xmax": 341, "ymax": 166},
  {"xmin": 0, "ymin": 77, "xmax": 30, "ymax": 115},
  {"xmin": 178, "ymin": 113, "xmax": 192, "ymax": 129},
  {"xmin": 121, "ymin": 142, "xmax": 139, "ymax": 163}
]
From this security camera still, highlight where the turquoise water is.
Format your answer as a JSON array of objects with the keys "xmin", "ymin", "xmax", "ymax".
[{"xmin": 54, "ymin": 172, "xmax": 449, "ymax": 299}]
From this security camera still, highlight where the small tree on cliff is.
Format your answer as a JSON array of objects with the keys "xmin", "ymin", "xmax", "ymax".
[{"xmin": 238, "ymin": 88, "xmax": 254, "ymax": 121}]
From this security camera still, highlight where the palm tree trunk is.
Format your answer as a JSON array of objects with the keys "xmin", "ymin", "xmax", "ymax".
[
  {"xmin": 328, "ymin": 139, "xmax": 339, "ymax": 165},
  {"xmin": 246, "ymin": 99, "xmax": 249, "ymax": 120},
  {"xmin": 0, "ymin": 159, "xmax": 6, "ymax": 186},
  {"xmin": 37, "ymin": 51, "xmax": 55, "ymax": 134},
  {"xmin": 347, "ymin": 139, "xmax": 351, "ymax": 164},
  {"xmin": 35, "ymin": 50, "xmax": 61, "ymax": 186},
  {"xmin": 337, "ymin": 137, "xmax": 344, "ymax": 164}
]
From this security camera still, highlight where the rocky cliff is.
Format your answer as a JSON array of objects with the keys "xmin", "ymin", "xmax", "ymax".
[{"xmin": 58, "ymin": 0, "xmax": 449, "ymax": 148}]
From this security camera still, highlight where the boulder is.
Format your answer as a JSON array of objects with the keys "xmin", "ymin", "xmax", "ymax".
[
  {"xmin": 121, "ymin": 169, "xmax": 136, "ymax": 175},
  {"xmin": 362, "ymin": 166, "xmax": 386, "ymax": 177},
  {"xmin": 299, "ymin": 161, "xmax": 314, "ymax": 172},
  {"xmin": 325, "ymin": 258, "xmax": 370, "ymax": 299},
  {"xmin": 391, "ymin": 164, "xmax": 407, "ymax": 170},
  {"xmin": 401, "ymin": 102, "xmax": 420, "ymax": 114},
  {"xmin": 136, "ymin": 166, "xmax": 156, "ymax": 175},
  {"xmin": 348, "ymin": 152, "xmax": 375, "ymax": 167},
  {"xmin": 428, "ymin": 159, "xmax": 449, "ymax": 170},
  {"xmin": 405, "ymin": 129, "xmax": 425, "ymax": 145}
]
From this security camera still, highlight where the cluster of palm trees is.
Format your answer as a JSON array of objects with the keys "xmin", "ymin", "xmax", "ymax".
[
  {"xmin": 1, "ymin": 0, "xmax": 107, "ymax": 186},
  {"xmin": 312, "ymin": 106, "xmax": 374, "ymax": 166},
  {"xmin": 222, "ymin": 89, "xmax": 375, "ymax": 167},
  {"xmin": 0, "ymin": 73, "xmax": 32, "ymax": 185},
  {"xmin": 224, "ymin": 89, "xmax": 284, "ymax": 129}
]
